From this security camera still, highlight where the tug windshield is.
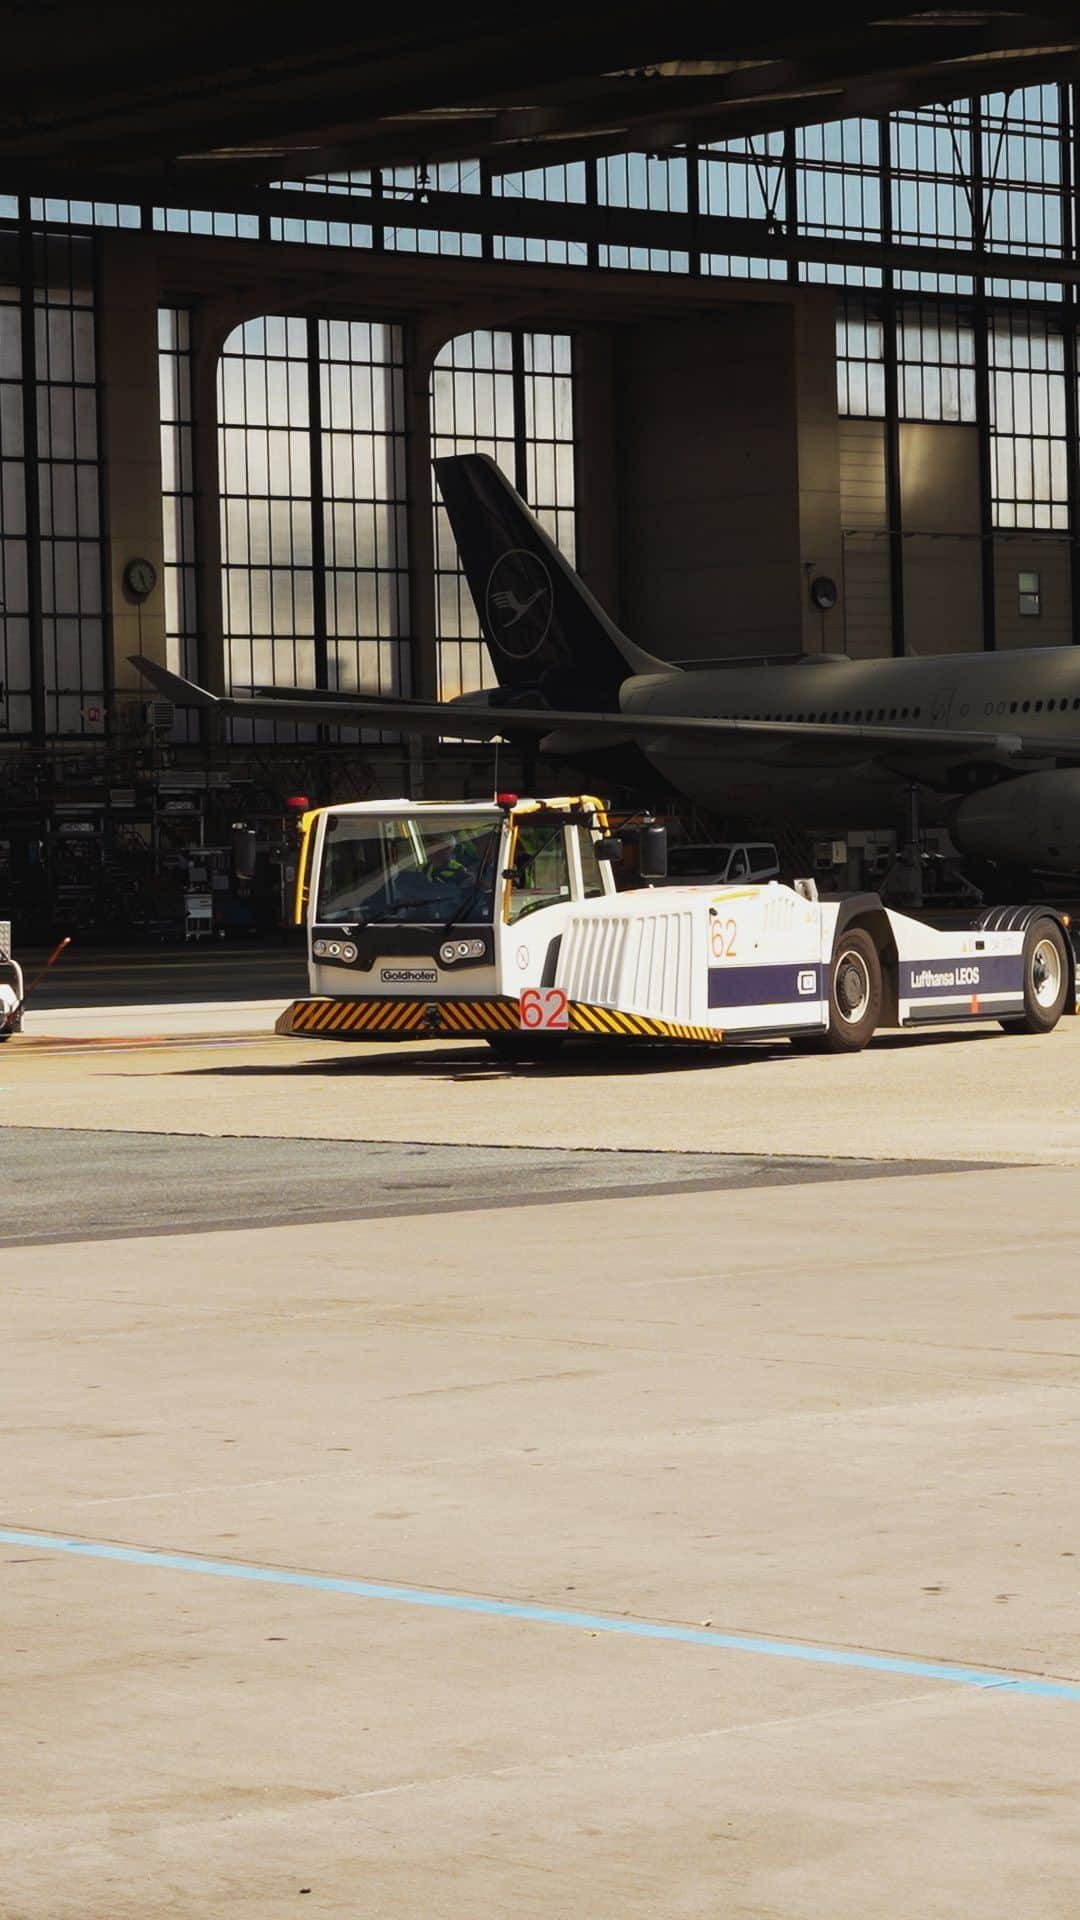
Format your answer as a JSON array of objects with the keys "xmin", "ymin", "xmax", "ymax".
[{"xmin": 317, "ymin": 812, "xmax": 502, "ymax": 926}]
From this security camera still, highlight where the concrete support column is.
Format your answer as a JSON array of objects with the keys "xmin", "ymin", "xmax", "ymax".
[
  {"xmin": 97, "ymin": 237, "xmax": 167, "ymax": 701},
  {"xmin": 792, "ymin": 294, "xmax": 843, "ymax": 656},
  {"xmin": 403, "ymin": 321, "xmax": 439, "ymax": 706},
  {"xmin": 572, "ymin": 328, "xmax": 620, "ymax": 620},
  {"xmin": 614, "ymin": 307, "xmax": 804, "ymax": 661},
  {"xmin": 190, "ymin": 306, "xmax": 232, "ymax": 699}
]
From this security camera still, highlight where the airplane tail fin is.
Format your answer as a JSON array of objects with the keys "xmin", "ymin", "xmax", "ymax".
[{"xmin": 434, "ymin": 453, "xmax": 669, "ymax": 710}]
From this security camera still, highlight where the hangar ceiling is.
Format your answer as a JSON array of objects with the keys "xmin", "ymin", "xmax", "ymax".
[{"xmin": 3, "ymin": 5, "xmax": 1080, "ymax": 199}]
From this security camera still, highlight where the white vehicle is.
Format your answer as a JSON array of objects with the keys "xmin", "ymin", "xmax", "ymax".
[
  {"xmin": 276, "ymin": 795, "xmax": 1077, "ymax": 1056},
  {"xmin": 663, "ymin": 841, "xmax": 781, "ymax": 886},
  {"xmin": 0, "ymin": 921, "xmax": 22, "ymax": 1040}
]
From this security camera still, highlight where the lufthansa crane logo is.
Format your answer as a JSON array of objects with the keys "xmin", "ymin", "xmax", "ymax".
[{"xmin": 484, "ymin": 549, "xmax": 554, "ymax": 661}]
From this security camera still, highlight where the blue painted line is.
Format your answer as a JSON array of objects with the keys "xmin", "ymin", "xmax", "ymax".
[{"xmin": 2, "ymin": 1526, "xmax": 1078, "ymax": 1701}]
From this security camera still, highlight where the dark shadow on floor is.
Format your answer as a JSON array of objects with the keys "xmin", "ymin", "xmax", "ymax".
[
  {"xmin": 171, "ymin": 1038, "xmax": 796, "ymax": 1081},
  {"xmin": 169, "ymin": 1023, "xmax": 1004, "ymax": 1082}
]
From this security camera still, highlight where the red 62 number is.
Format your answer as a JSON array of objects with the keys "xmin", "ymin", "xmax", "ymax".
[{"xmin": 519, "ymin": 986, "xmax": 569, "ymax": 1031}]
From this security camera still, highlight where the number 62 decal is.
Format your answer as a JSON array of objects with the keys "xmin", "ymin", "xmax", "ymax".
[
  {"xmin": 709, "ymin": 916, "xmax": 738, "ymax": 960},
  {"xmin": 519, "ymin": 986, "xmax": 569, "ymax": 1030}
]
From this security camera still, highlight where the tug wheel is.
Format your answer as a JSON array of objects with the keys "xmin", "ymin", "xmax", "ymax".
[
  {"xmin": 822, "ymin": 928, "xmax": 882, "ymax": 1052},
  {"xmin": 999, "ymin": 917, "xmax": 1071, "ymax": 1035}
]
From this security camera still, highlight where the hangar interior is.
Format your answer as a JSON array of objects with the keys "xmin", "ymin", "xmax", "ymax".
[{"xmin": 3, "ymin": 12, "xmax": 1080, "ymax": 933}]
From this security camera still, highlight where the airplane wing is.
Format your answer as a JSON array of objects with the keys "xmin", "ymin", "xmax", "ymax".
[{"xmin": 129, "ymin": 656, "xmax": 1073, "ymax": 768}]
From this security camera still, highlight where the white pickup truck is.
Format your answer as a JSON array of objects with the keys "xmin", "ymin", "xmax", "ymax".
[{"xmin": 274, "ymin": 795, "xmax": 1076, "ymax": 1057}]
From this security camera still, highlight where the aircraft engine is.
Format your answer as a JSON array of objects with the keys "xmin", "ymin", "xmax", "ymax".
[{"xmin": 952, "ymin": 769, "xmax": 1080, "ymax": 874}]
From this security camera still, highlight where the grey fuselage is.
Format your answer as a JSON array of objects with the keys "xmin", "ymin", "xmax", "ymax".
[{"xmin": 619, "ymin": 646, "xmax": 1080, "ymax": 826}]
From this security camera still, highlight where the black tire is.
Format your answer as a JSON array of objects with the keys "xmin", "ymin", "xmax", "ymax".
[
  {"xmin": 999, "ymin": 917, "xmax": 1071, "ymax": 1035},
  {"xmin": 821, "ymin": 927, "xmax": 882, "ymax": 1052},
  {"xmin": 484, "ymin": 1033, "xmax": 566, "ymax": 1061}
]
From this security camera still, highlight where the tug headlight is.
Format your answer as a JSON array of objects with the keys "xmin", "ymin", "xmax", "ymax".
[{"xmin": 439, "ymin": 937, "xmax": 487, "ymax": 966}]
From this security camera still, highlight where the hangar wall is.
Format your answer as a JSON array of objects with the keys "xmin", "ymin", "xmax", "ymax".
[
  {"xmin": 608, "ymin": 298, "xmax": 841, "ymax": 664},
  {"xmin": 838, "ymin": 420, "xmax": 891, "ymax": 658},
  {"xmin": 899, "ymin": 423, "xmax": 983, "ymax": 656},
  {"xmin": 836, "ymin": 407, "xmax": 1076, "ymax": 661},
  {"xmin": 53, "ymin": 249, "xmax": 851, "ymax": 713}
]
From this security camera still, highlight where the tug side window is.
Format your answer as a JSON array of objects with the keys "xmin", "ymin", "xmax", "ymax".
[
  {"xmin": 507, "ymin": 822, "xmax": 572, "ymax": 922},
  {"xmin": 576, "ymin": 826, "xmax": 606, "ymax": 899}
]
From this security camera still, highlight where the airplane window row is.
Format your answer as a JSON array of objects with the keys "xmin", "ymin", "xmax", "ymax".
[
  {"xmin": 1003, "ymin": 696, "xmax": 1080, "ymax": 714},
  {"xmin": 740, "ymin": 707, "xmax": 922, "ymax": 724},
  {"xmin": 739, "ymin": 695, "xmax": 1080, "ymax": 726}
]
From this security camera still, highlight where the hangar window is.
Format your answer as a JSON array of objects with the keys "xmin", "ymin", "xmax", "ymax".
[
  {"xmin": 431, "ymin": 328, "xmax": 575, "ymax": 700},
  {"xmin": 154, "ymin": 206, "xmax": 260, "ymax": 241},
  {"xmin": 897, "ymin": 304, "xmax": 976, "ymax": 422},
  {"xmin": 33, "ymin": 229, "xmax": 106, "ymax": 737},
  {"xmin": 990, "ymin": 319, "xmax": 1068, "ymax": 529},
  {"xmin": 1018, "ymin": 568, "xmax": 1041, "ymax": 615},
  {"xmin": 597, "ymin": 152, "xmax": 691, "ymax": 275},
  {"xmin": 796, "ymin": 119, "xmax": 882, "ymax": 286},
  {"xmin": 218, "ymin": 314, "xmax": 409, "ymax": 743},
  {"xmin": 383, "ymin": 161, "xmax": 483, "ymax": 260},
  {"xmin": 980, "ymin": 86, "xmax": 1065, "ymax": 301},
  {"xmin": 493, "ymin": 163, "xmax": 590, "ymax": 269},
  {"xmin": 27, "ymin": 195, "xmax": 140, "ymax": 231},
  {"xmin": 0, "ymin": 236, "xmax": 31, "ymax": 735},
  {"xmin": 320, "ymin": 319, "xmax": 409, "ymax": 723},
  {"xmin": 700, "ymin": 133, "xmax": 787, "ymax": 282},
  {"xmin": 836, "ymin": 300, "xmax": 885, "ymax": 415},
  {"xmin": 891, "ymin": 101, "xmax": 975, "ymax": 296}
]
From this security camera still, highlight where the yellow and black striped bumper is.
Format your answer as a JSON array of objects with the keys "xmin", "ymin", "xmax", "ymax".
[{"xmin": 276, "ymin": 996, "xmax": 723, "ymax": 1045}]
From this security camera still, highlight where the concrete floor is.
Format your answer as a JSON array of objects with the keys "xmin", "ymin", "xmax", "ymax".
[{"xmin": 3, "ymin": 1015, "xmax": 1080, "ymax": 1916}]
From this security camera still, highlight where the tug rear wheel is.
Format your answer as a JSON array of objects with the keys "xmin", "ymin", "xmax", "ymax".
[
  {"xmin": 822, "ymin": 928, "xmax": 882, "ymax": 1053},
  {"xmin": 999, "ymin": 917, "xmax": 1071, "ymax": 1035}
]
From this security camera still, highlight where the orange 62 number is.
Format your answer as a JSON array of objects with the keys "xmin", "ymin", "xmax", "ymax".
[{"xmin": 710, "ymin": 916, "xmax": 738, "ymax": 961}]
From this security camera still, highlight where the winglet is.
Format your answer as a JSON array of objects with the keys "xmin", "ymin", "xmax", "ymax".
[{"xmin": 128, "ymin": 655, "xmax": 218, "ymax": 707}]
